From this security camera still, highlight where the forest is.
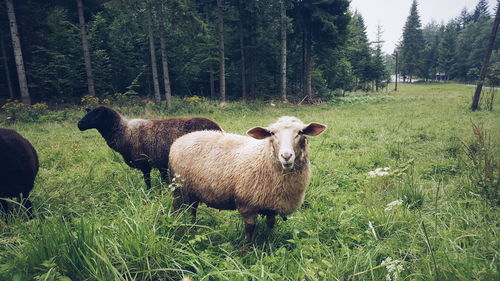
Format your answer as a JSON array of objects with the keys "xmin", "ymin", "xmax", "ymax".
[{"xmin": 0, "ymin": 0, "xmax": 497, "ymax": 108}]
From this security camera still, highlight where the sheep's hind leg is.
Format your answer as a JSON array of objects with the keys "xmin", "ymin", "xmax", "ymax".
[{"xmin": 189, "ymin": 201, "xmax": 199, "ymax": 224}]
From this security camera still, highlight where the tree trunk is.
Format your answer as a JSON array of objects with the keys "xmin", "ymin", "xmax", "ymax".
[
  {"xmin": 0, "ymin": 35, "xmax": 14, "ymax": 99},
  {"xmin": 147, "ymin": 7, "xmax": 161, "ymax": 105},
  {"xmin": 217, "ymin": 0, "xmax": 226, "ymax": 103},
  {"xmin": 305, "ymin": 26, "xmax": 312, "ymax": 101},
  {"xmin": 248, "ymin": 9, "xmax": 257, "ymax": 99},
  {"xmin": 5, "ymin": 0, "xmax": 30, "ymax": 104},
  {"xmin": 209, "ymin": 66, "xmax": 216, "ymax": 99},
  {"xmin": 301, "ymin": 29, "xmax": 306, "ymax": 97},
  {"xmin": 280, "ymin": 0, "xmax": 287, "ymax": 102},
  {"xmin": 76, "ymin": 0, "xmax": 95, "ymax": 97},
  {"xmin": 157, "ymin": 3, "xmax": 172, "ymax": 109},
  {"xmin": 394, "ymin": 51, "xmax": 398, "ymax": 91},
  {"xmin": 249, "ymin": 31, "xmax": 256, "ymax": 99},
  {"xmin": 472, "ymin": 3, "xmax": 500, "ymax": 111},
  {"xmin": 160, "ymin": 37, "xmax": 172, "ymax": 109},
  {"xmin": 238, "ymin": 1, "xmax": 247, "ymax": 101}
]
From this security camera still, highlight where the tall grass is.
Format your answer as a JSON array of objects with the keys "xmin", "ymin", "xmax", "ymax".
[{"xmin": 0, "ymin": 83, "xmax": 498, "ymax": 280}]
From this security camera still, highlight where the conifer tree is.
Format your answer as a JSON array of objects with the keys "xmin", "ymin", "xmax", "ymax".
[
  {"xmin": 472, "ymin": 0, "xmax": 490, "ymax": 21},
  {"xmin": 372, "ymin": 24, "xmax": 389, "ymax": 90},
  {"xmin": 347, "ymin": 12, "xmax": 371, "ymax": 89},
  {"xmin": 400, "ymin": 0, "xmax": 424, "ymax": 82},
  {"xmin": 438, "ymin": 23, "xmax": 458, "ymax": 80}
]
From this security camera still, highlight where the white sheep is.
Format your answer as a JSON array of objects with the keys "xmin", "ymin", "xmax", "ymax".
[{"xmin": 169, "ymin": 116, "xmax": 326, "ymax": 242}]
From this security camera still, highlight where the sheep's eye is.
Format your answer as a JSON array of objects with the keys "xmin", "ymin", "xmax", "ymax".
[{"xmin": 269, "ymin": 132, "xmax": 275, "ymax": 136}]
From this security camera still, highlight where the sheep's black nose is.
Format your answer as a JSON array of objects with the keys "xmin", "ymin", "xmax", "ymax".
[{"xmin": 281, "ymin": 152, "xmax": 292, "ymax": 161}]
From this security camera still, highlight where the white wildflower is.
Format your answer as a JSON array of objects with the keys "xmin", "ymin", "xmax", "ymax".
[
  {"xmin": 384, "ymin": 199, "xmax": 403, "ymax": 211},
  {"xmin": 381, "ymin": 257, "xmax": 404, "ymax": 281},
  {"xmin": 368, "ymin": 167, "xmax": 391, "ymax": 178},
  {"xmin": 169, "ymin": 174, "xmax": 183, "ymax": 192}
]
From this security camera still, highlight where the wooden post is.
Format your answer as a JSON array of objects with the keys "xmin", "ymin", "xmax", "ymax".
[{"xmin": 394, "ymin": 51, "xmax": 398, "ymax": 91}]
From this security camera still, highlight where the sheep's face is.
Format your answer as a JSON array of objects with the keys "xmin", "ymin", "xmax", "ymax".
[
  {"xmin": 247, "ymin": 116, "xmax": 326, "ymax": 170},
  {"xmin": 78, "ymin": 106, "xmax": 115, "ymax": 131}
]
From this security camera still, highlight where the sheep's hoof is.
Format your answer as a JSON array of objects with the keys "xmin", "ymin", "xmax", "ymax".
[
  {"xmin": 238, "ymin": 242, "xmax": 255, "ymax": 254},
  {"xmin": 281, "ymin": 215, "xmax": 288, "ymax": 221}
]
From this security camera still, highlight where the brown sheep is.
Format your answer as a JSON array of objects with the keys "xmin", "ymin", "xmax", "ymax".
[
  {"xmin": 0, "ymin": 128, "xmax": 39, "ymax": 217},
  {"xmin": 169, "ymin": 116, "xmax": 326, "ymax": 242},
  {"xmin": 77, "ymin": 106, "xmax": 222, "ymax": 188}
]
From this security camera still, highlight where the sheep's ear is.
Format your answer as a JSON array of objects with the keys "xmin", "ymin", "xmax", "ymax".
[
  {"xmin": 302, "ymin": 123, "xmax": 326, "ymax": 136},
  {"xmin": 85, "ymin": 108, "xmax": 91, "ymax": 113},
  {"xmin": 247, "ymin": 126, "xmax": 272, "ymax": 139}
]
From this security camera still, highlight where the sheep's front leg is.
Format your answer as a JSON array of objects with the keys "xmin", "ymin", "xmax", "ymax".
[
  {"xmin": 242, "ymin": 214, "xmax": 257, "ymax": 243},
  {"xmin": 142, "ymin": 169, "xmax": 152, "ymax": 189},
  {"xmin": 266, "ymin": 214, "xmax": 276, "ymax": 229}
]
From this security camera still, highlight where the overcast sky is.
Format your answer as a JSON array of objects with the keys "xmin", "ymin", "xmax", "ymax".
[{"xmin": 349, "ymin": 0, "xmax": 499, "ymax": 54}]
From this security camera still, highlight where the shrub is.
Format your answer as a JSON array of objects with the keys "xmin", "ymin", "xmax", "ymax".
[
  {"xmin": 80, "ymin": 95, "xmax": 100, "ymax": 108},
  {"xmin": 1, "ymin": 100, "xmax": 49, "ymax": 122},
  {"xmin": 183, "ymin": 95, "xmax": 204, "ymax": 104},
  {"xmin": 110, "ymin": 91, "xmax": 143, "ymax": 107}
]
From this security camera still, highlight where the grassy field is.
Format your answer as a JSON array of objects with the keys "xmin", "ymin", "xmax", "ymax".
[{"xmin": 0, "ymin": 83, "xmax": 498, "ymax": 280}]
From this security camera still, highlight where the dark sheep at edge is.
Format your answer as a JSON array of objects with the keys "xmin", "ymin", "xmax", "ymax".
[{"xmin": 0, "ymin": 128, "xmax": 39, "ymax": 218}]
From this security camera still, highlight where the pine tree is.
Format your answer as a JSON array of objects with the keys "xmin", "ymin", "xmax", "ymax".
[
  {"xmin": 421, "ymin": 22, "xmax": 441, "ymax": 80},
  {"xmin": 459, "ymin": 7, "xmax": 472, "ymax": 29},
  {"xmin": 347, "ymin": 12, "xmax": 372, "ymax": 89},
  {"xmin": 292, "ymin": 0, "xmax": 350, "ymax": 100},
  {"xmin": 372, "ymin": 24, "xmax": 389, "ymax": 90},
  {"xmin": 438, "ymin": 23, "xmax": 458, "ymax": 80},
  {"xmin": 472, "ymin": 0, "xmax": 490, "ymax": 21},
  {"xmin": 400, "ymin": 0, "xmax": 425, "ymax": 82}
]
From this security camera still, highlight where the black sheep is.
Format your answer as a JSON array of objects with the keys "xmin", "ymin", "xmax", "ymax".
[
  {"xmin": 78, "ymin": 106, "xmax": 222, "ymax": 188},
  {"xmin": 0, "ymin": 128, "xmax": 39, "ymax": 217}
]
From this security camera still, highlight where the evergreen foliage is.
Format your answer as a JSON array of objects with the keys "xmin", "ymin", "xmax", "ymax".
[
  {"xmin": 400, "ymin": 0, "xmax": 424, "ymax": 82},
  {"xmin": 1, "ymin": 0, "xmax": 499, "ymax": 104},
  {"xmin": 397, "ymin": 0, "xmax": 499, "ymax": 83}
]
